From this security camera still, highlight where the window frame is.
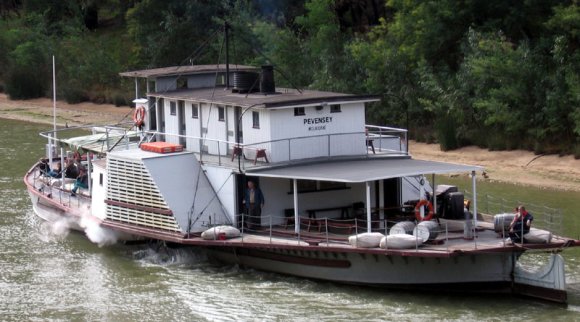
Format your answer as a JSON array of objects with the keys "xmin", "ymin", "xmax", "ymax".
[
  {"xmin": 191, "ymin": 103, "xmax": 199, "ymax": 119},
  {"xmin": 169, "ymin": 101, "xmax": 176, "ymax": 116},
  {"xmin": 252, "ymin": 111, "xmax": 260, "ymax": 129},
  {"xmin": 294, "ymin": 107, "xmax": 305, "ymax": 116},
  {"xmin": 218, "ymin": 106, "xmax": 225, "ymax": 122},
  {"xmin": 330, "ymin": 104, "xmax": 341, "ymax": 113}
]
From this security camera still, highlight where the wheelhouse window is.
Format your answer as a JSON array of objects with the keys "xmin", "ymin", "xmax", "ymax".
[
  {"xmin": 191, "ymin": 103, "xmax": 199, "ymax": 118},
  {"xmin": 330, "ymin": 104, "xmax": 341, "ymax": 113},
  {"xmin": 218, "ymin": 106, "xmax": 225, "ymax": 121},
  {"xmin": 170, "ymin": 101, "xmax": 176, "ymax": 115},
  {"xmin": 176, "ymin": 76, "xmax": 188, "ymax": 89},
  {"xmin": 294, "ymin": 107, "xmax": 305, "ymax": 116},
  {"xmin": 252, "ymin": 111, "xmax": 260, "ymax": 129}
]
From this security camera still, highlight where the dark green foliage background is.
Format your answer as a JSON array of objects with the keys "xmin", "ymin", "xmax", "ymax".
[{"xmin": 0, "ymin": 0, "xmax": 578, "ymax": 155}]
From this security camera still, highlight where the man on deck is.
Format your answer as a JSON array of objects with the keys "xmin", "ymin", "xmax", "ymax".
[{"xmin": 243, "ymin": 180, "xmax": 264, "ymax": 230}]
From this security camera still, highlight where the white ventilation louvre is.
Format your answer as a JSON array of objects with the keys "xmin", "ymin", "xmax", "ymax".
[
  {"xmin": 106, "ymin": 157, "xmax": 180, "ymax": 232},
  {"xmin": 106, "ymin": 204, "xmax": 180, "ymax": 231}
]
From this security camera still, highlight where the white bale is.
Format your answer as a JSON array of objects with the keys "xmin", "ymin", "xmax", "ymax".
[
  {"xmin": 389, "ymin": 221, "xmax": 415, "ymax": 235},
  {"xmin": 524, "ymin": 228, "xmax": 552, "ymax": 244},
  {"xmin": 201, "ymin": 225, "xmax": 241, "ymax": 240},
  {"xmin": 380, "ymin": 235, "xmax": 423, "ymax": 249},
  {"xmin": 348, "ymin": 232, "xmax": 385, "ymax": 248},
  {"xmin": 413, "ymin": 220, "xmax": 439, "ymax": 242}
]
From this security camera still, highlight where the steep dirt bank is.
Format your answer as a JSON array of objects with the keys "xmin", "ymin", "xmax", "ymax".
[
  {"xmin": 0, "ymin": 93, "xmax": 132, "ymax": 127},
  {"xmin": 1, "ymin": 93, "xmax": 579, "ymax": 192},
  {"xmin": 410, "ymin": 142, "xmax": 580, "ymax": 192}
]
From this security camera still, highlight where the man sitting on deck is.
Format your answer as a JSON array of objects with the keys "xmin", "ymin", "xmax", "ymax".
[
  {"xmin": 70, "ymin": 168, "xmax": 88, "ymax": 196},
  {"xmin": 508, "ymin": 205, "xmax": 533, "ymax": 243}
]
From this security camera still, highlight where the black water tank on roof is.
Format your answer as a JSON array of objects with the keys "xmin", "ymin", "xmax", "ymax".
[
  {"xmin": 260, "ymin": 65, "xmax": 276, "ymax": 94},
  {"xmin": 233, "ymin": 71, "xmax": 259, "ymax": 93}
]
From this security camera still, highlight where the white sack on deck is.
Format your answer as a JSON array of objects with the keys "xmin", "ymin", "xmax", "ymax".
[
  {"xmin": 348, "ymin": 232, "xmax": 384, "ymax": 248},
  {"xmin": 524, "ymin": 228, "xmax": 552, "ymax": 244},
  {"xmin": 380, "ymin": 234, "xmax": 423, "ymax": 249},
  {"xmin": 201, "ymin": 226, "xmax": 241, "ymax": 240}
]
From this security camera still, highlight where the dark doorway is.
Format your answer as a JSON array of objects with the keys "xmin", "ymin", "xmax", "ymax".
[
  {"xmin": 236, "ymin": 174, "xmax": 260, "ymax": 228},
  {"xmin": 383, "ymin": 178, "xmax": 401, "ymax": 209}
]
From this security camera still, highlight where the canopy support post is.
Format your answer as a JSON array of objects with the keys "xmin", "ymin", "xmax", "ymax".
[
  {"xmin": 293, "ymin": 179, "xmax": 299, "ymax": 234},
  {"xmin": 432, "ymin": 173, "xmax": 436, "ymax": 215},
  {"xmin": 366, "ymin": 181, "xmax": 372, "ymax": 232},
  {"xmin": 134, "ymin": 77, "xmax": 139, "ymax": 100},
  {"xmin": 472, "ymin": 171, "xmax": 478, "ymax": 229}
]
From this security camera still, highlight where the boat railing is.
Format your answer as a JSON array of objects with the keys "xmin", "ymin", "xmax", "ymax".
[
  {"xmin": 462, "ymin": 190, "xmax": 565, "ymax": 236},
  {"xmin": 29, "ymin": 164, "xmax": 89, "ymax": 209},
  {"xmin": 39, "ymin": 123, "xmax": 408, "ymax": 168},
  {"xmin": 223, "ymin": 213, "xmax": 495, "ymax": 251},
  {"xmin": 365, "ymin": 124, "xmax": 408, "ymax": 155}
]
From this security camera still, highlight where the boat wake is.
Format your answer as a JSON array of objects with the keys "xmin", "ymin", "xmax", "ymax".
[
  {"xmin": 37, "ymin": 217, "xmax": 73, "ymax": 242},
  {"xmin": 79, "ymin": 215, "xmax": 119, "ymax": 247},
  {"xmin": 131, "ymin": 244, "xmax": 209, "ymax": 268}
]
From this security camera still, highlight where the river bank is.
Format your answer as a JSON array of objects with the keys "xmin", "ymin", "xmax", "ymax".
[{"xmin": 1, "ymin": 93, "xmax": 579, "ymax": 192}]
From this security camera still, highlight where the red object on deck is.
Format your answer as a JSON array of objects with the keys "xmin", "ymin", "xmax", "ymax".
[{"xmin": 140, "ymin": 142, "xmax": 184, "ymax": 154}]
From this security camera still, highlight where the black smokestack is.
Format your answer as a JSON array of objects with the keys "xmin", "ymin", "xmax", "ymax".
[{"xmin": 260, "ymin": 65, "xmax": 275, "ymax": 94}]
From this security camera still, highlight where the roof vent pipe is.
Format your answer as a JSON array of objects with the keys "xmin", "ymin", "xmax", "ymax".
[{"xmin": 260, "ymin": 65, "xmax": 275, "ymax": 94}]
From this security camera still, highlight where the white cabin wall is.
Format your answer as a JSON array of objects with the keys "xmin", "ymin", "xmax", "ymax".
[
  {"xmin": 186, "ymin": 74, "xmax": 216, "ymax": 89},
  {"xmin": 156, "ymin": 77, "xmax": 176, "ymax": 92},
  {"xmin": 258, "ymin": 178, "xmax": 370, "ymax": 226},
  {"xmin": 240, "ymin": 108, "xmax": 271, "ymax": 160},
  {"xmin": 268, "ymin": 103, "xmax": 366, "ymax": 162},
  {"xmin": 90, "ymin": 163, "xmax": 107, "ymax": 220},
  {"xmin": 204, "ymin": 104, "xmax": 228, "ymax": 155},
  {"xmin": 401, "ymin": 176, "xmax": 433, "ymax": 203}
]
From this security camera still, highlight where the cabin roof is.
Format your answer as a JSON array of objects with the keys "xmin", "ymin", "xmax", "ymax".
[
  {"xmin": 245, "ymin": 157, "xmax": 483, "ymax": 183},
  {"xmin": 119, "ymin": 64, "xmax": 257, "ymax": 78},
  {"xmin": 148, "ymin": 87, "xmax": 380, "ymax": 109}
]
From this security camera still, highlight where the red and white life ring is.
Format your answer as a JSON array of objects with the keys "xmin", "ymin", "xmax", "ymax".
[
  {"xmin": 414, "ymin": 199, "xmax": 434, "ymax": 221},
  {"xmin": 133, "ymin": 105, "xmax": 146, "ymax": 127}
]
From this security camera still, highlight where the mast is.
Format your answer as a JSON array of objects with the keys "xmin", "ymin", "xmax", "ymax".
[
  {"xmin": 48, "ymin": 55, "xmax": 57, "ymax": 163},
  {"xmin": 224, "ymin": 21, "xmax": 230, "ymax": 89},
  {"xmin": 52, "ymin": 55, "xmax": 57, "ymax": 139}
]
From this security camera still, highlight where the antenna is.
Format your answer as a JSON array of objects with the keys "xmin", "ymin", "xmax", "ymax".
[{"xmin": 224, "ymin": 21, "xmax": 230, "ymax": 89}]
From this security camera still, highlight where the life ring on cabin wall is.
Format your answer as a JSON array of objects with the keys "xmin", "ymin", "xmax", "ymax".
[
  {"xmin": 133, "ymin": 105, "xmax": 146, "ymax": 127},
  {"xmin": 414, "ymin": 199, "xmax": 434, "ymax": 221}
]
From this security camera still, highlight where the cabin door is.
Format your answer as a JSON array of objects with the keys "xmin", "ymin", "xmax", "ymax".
[
  {"xmin": 234, "ymin": 106, "xmax": 242, "ymax": 144},
  {"xmin": 178, "ymin": 100, "xmax": 186, "ymax": 147},
  {"xmin": 226, "ymin": 106, "xmax": 236, "ymax": 152},
  {"xmin": 149, "ymin": 98, "xmax": 157, "ymax": 131},
  {"xmin": 157, "ymin": 98, "xmax": 165, "ymax": 141}
]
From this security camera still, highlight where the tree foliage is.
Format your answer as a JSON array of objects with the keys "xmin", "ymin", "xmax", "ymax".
[{"xmin": 0, "ymin": 0, "xmax": 578, "ymax": 155}]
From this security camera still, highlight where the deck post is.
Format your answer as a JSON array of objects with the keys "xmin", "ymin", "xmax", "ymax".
[
  {"xmin": 472, "ymin": 171, "xmax": 478, "ymax": 230},
  {"xmin": 134, "ymin": 77, "xmax": 139, "ymax": 100},
  {"xmin": 293, "ymin": 179, "xmax": 299, "ymax": 234},
  {"xmin": 432, "ymin": 173, "xmax": 436, "ymax": 215},
  {"xmin": 366, "ymin": 181, "xmax": 371, "ymax": 232}
]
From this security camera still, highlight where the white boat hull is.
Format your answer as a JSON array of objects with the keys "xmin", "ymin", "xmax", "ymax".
[{"xmin": 207, "ymin": 247, "xmax": 513, "ymax": 287}]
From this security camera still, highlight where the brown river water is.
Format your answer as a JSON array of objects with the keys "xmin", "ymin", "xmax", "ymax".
[{"xmin": 1, "ymin": 118, "xmax": 580, "ymax": 321}]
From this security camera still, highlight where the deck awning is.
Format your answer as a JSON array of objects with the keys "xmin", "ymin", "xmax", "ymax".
[
  {"xmin": 245, "ymin": 157, "xmax": 483, "ymax": 183},
  {"xmin": 61, "ymin": 131, "xmax": 139, "ymax": 153}
]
